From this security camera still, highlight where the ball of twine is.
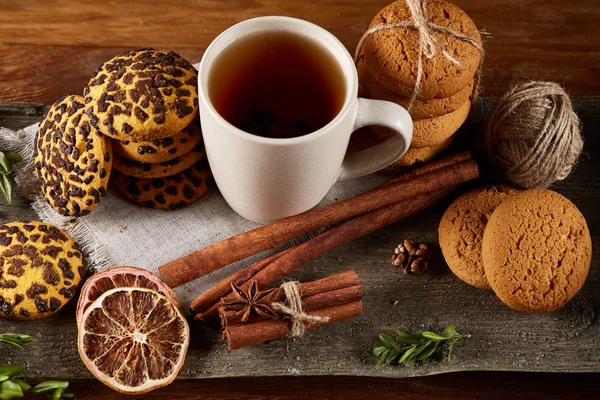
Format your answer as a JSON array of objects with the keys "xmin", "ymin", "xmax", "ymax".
[{"xmin": 486, "ymin": 80, "xmax": 583, "ymax": 189}]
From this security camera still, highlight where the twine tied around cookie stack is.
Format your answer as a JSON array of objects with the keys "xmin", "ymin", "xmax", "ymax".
[
  {"xmin": 271, "ymin": 281, "xmax": 330, "ymax": 337},
  {"xmin": 355, "ymin": 0, "xmax": 485, "ymax": 110},
  {"xmin": 485, "ymin": 81, "xmax": 583, "ymax": 189}
]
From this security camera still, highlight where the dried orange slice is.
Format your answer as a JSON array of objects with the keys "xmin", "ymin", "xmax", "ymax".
[
  {"xmin": 78, "ymin": 287, "xmax": 189, "ymax": 394},
  {"xmin": 76, "ymin": 266, "xmax": 180, "ymax": 324}
]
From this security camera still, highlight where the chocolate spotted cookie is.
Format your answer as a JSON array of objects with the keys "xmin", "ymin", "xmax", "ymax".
[
  {"xmin": 34, "ymin": 95, "xmax": 112, "ymax": 217},
  {"xmin": 112, "ymin": 143, "xmax": 204, "ymax": 178},
  {"xmin": 0, "ymin": 221, "xmax": 85, "ymax": 320},
  {"xmin": 84, "ymin": 48, "xmax": 198, "ymax": 141},
  {"xmin": 113, "ymin": 160, "xmax": 211, "ymax": 210},
  {"xmin": 113, "ymin": 121, "xmax": 203, "ymax": 163}
]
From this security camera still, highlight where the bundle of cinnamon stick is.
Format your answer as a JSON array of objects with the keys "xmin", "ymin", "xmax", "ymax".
[
  {"xmin": 221, "ymin": 270, "xmax": 363, "ymax": 350},
  {"xmin": 158, "ymin": 151, "xmax": 479, "ymax": 323}
]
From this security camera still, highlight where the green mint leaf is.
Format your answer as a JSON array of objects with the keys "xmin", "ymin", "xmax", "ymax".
[
  {"xmin": 0, "ymin": 380, "xmax": 24, "ymax": 399},
  {"xmin": 421, "ymin": 332, "xmax": 446, "ymax": 342},
  {"xmin": 412, "ymin": 342, "xmax": 430, "ymax": 357},
  {"xmin": 384, "ymin": 348, "xmax": 399, "ymax": 364},
  {"xmin": 0, "ymin": 366, "xmax": 25, "ymax": 380},
  {"xmin": 0, "ymin": 153, "xmax": 11, "ymax": 176},
  {"xmin": 0, "ymin": 334, "xmax": 31, "ymax": 343},
  {"xmin": 377, "ymin": 352, "xmax": 388, "ymax": 365},
  {"xmin": 0, "ymin": 334, "xmax": 32, "ymax": 349},
  {"xmin": 395, "ymin": 333, "xmax": 425, "ymax": 345},
  {"xmin": 448, "ymin": 338, "xmax": 460, "ymax": 361},
  {"xmin": 0, "ymin": 175, "xmax": 14, "ymax": 205},
  {"xmin": 398, "ymin": 345, "xmax": 416, "ymax": 364},
  {"xmin": 402, "ymin": 350, "xmax": 419, "ymax": 367},
  {"xmin": 9, "ymin": 381, "xmax": 28, "ymax": 392},
  {"xmin": 29, "ymin": 380, "xmax": 69, "ymax": 394},
  {"xmin": 444, "ymin": 325, "xmax": 458, "ymax": 338},
  {"xmin": 4, "ymin": 152, "xmax": 22, "ymax": 163},
  {"xmin": 417, "ymin": 341, "xmax": 439, "ymax": 361},
  {"xmin": 53, "ymin": 389, "xmax": 66, "ymax": 400},
  {"xmin": 0, "ymin": 378, "xmax": 7, "ymax": 384},
  {"xmin": 0, "ymin": 339, "xmax": 22, "ymax": 349},
  {"xmin": 373, "ymin": 346, "xmax": 387, "ymax": 358},
  {"xmin": 378, "ymin": 333, "xmax": 398, "ymax": 350},
  {"xmin": 376, "ymin": 326, "xmax": 469, "ymax": 367}
]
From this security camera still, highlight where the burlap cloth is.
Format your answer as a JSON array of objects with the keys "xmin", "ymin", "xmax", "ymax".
[{"xmin": 0, "ymin": 122, "xmax": 387, "ymax": 309}]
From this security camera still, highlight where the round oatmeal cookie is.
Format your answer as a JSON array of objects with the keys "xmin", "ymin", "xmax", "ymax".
[
  {"xmin": 482, "ymin": 189, "xmax": 592, "ymax": 313},
  {"xmin": 113, "ymin": 160, "xmax": 211, "ymax": 210},
  {"xmin": 395, "ymin": 137, "xmax": 454, "ymax": 166},
  {"xmin": 383, "ymin": 135, "xmax": 455, "ymax": 172},
  {"xmin": 358, "ymin": 58, "xmax": 473, "ymax": 119},
  {"xmin": 374, "ymin": 100, "xmax": 471, "ymax": 148},
  {"xmin": 0, "ymin": 221, "xmax": 85, "ymax": 320},
  {"xmin": 112, "ymin": 121, "xmax": 203, "ymax": 163},
  {"xmin": 84, "ymin": 48, "xmax": 198, "ymax": 141},
  {"xmin": 34, "ymin": 95, "xmax": 112, "ymax": 217},
  {"xmin": 361, "ymin": 0, "xmax": 481, "ymax": 99},
  {"xmin": 112, "ymin": 144, "xmax": 204, "ymax": 179},
  {"xmin": 438, "ymin": 186, "xmax": 519, "ymax": 290}
]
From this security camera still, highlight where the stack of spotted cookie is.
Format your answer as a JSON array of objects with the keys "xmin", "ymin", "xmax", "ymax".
[
  {"xmin": 84, "ymin": 48, "xmax": 211, "ymax": 210},
  {"xmin": 35, "ymin": 48, "xmax": 210, "ymax": 216},
  {"xmin": 439, "ymin": 187, "xmax": 592, "ymax": 313},
  {"xmin": 357, "ymin": 0, "xmax": 482, "ymax": 169}
]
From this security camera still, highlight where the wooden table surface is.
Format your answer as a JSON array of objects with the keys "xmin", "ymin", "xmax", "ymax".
[{"xmin": 1, "ymin": 0, "xmax": 600, "ymax": 399}]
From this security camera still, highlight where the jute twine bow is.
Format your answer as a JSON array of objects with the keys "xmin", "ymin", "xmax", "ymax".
[
  {"xmin": 485, "ymin": 80, "xmax": 583, "ymax": 189},
  {"xmin": 271, "ymin": 281, "xmax": 330, "ymax": 337},
  {"xmin": 354, "ymin": 0, "xmax": 486, "ymax": 110}
]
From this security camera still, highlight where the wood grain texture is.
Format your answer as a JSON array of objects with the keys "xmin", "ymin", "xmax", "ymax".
[
  {"xmin": 59, "ymin": 373, "xmax": 600, "ymax": 400},
  {"xmin": 0, "ymin": 0, "xmax": 599, "ymax": 103},
  {"xmin": 0, "ymin": 99, "xmax": 599, "ymax": 394}
]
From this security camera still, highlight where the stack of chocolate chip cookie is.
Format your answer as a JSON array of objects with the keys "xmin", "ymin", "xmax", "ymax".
[
  {"xmin": 84, "ymin": 48, "xmax": 210, "ymax": 210},
  {"xmin": 35, "ymin": 48, "xmax": 211, "ymax": 216},
  {"xmin": 357, "ymin": 0, "xmax": 482, "ymax": 169}
]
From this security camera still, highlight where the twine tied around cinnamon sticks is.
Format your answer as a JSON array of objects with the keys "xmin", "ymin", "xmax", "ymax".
[
  {"xmin": 354, "ymin": 0, "xmax": 486, "ymax": 109},
  {"xmin": 271, "ymin": 281, "xmax": 330, "ymax": 337}
]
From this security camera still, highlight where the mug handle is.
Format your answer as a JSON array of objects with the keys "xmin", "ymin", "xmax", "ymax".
[{"xmin": 338, "ymin": 98, "xmax": 413, "ymax": 181}]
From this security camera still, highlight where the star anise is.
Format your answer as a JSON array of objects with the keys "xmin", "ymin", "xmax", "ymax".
[{"xmin": 223, "ymin": 281, "xmax": 279, "ymax": 322}]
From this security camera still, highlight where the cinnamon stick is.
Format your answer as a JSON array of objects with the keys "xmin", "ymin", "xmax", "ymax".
[
  {"xmin": 220, "ymin": 285, "xmax": 362, "ymax": 326},
  {"xmin": 374, "ymin": 150, "xmax": 472, "ymax": 189},
  {"xmin": 193, "ymin": 266, "xmax": 359, "ymax": 314},
  {"xmin": 194, "ymin": 176, "xmax": 473, "ymax": 322},
  {"xmin": 189, "ymin": 249, "xmax": 292, "ymax": 314},
  {"xmin": 218, "ymin": 270, "xmax": 362, "ymax": 326},
  {"xmin": 159, "ymin": 153, "xmax": 474, "ymax": 287},
  {"xmin": 223, "ymin": 301, "xmax": 363, "ymax": 350}
]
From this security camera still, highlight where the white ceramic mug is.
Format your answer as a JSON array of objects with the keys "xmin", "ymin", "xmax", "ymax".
[{"xmin": 198, "ymin": 16, "xmax": 413, "ymax": 223}]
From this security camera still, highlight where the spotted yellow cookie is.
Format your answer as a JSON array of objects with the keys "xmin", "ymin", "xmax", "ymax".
[
  {"xmin": 0, "ymin": 221, "xmax": 85, "ymax": 320},
  {"xmin": 112, "ymin": 144, "xmax": 204, "ymax": 179},
  {"xmin": 34, "ymin": 95, "xmax": 112, "ymax": 217},
  {"xmin": 84, "ymin": 48, "xmax": 198, "ymax": 141},
  {"xmin": 113, "ymin": 159, "xmax": 211, "ymax": 210},
  {"xmin": 112, "ymin": 121, "xmax": 203, "ymax": 163}
]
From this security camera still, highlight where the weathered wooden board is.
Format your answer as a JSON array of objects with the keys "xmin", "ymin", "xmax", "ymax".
[{"xmin": 0, "ymin": 98, "xmax": 599, "ymax": 380}]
